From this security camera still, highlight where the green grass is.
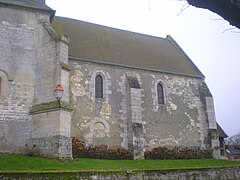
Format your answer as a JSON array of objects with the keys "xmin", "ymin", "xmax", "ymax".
[{"xmin": 0, "ymin": 154, "xmax": 240, "ymax": 173}]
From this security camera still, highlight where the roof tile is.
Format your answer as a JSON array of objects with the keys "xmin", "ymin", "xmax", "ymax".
[{"xmin": 52, "ymin": 16, "xmax": 203, "ymax": 78}]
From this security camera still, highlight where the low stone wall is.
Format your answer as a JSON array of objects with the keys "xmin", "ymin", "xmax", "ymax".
[{"xmin": 1, "ymin": 167, "xmax": 240, "ymax": 180}]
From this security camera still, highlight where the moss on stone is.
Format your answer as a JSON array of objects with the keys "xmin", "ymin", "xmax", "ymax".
[
  {"xmin": 60, "ymin": 62, "xmax": 71, "ymax": 71},
  {"xmin": 200, "ymin": 82, "xmax": 212, "ymax": 97},
  {"xmin": 127, "ymin": 76, "xmax": 140, "ymax": 89},
  {"xmin": 30, "ymin": 101, "xmax": 73, "ymax": 114},
  {"xmin": 41, "ymin": 21, "xmax": 60, "ymax": 41}
]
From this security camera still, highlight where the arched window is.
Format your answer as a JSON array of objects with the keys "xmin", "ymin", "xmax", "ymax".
[
  {"xmin": 0, "ymin": 71, "xmax": 9, "ymax": 98},
  {"xmin": 157, "ymin": 83, "xmax": 164, "ymax": 104},
  {"xmin": 95, "ymin": 75, "xmax": 103, "ymax": 99}
]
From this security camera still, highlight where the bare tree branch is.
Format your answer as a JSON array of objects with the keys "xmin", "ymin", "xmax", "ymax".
[
  {"xmin": 186, "ymin": 0, "xmax": 240, "ymax": 29},
  {"xmin": 177, "ymin": 3, "xmax": 190, "ymax": 16},
  {"xmin": 210, "ymin": 18, "xmax": 225, "ymax": 21},
  {"xmin": 222, "ymin": 27, "xmax": 237, "ymax": 33}
]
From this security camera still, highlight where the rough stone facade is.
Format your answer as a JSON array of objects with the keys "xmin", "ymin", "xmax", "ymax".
[
  {"xmin": 69, "ymin": 60, "xmax": 217, "ymax": 159},
  {"xmin": 0, "ymin": 5, "xmax": 47, "ymax": 153},
  {"xmin": 0, "ymin": 0, "xmax": 221, "ymax": 159},
  {"xmin": 0, "ymin": 1, "xmax": 72, "ymax": 158}
]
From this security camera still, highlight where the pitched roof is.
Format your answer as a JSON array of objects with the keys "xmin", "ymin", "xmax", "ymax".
[
  {"xmin": 217, "ymin": 123, "xmax": 228, "ymax": 138},
  {"xmin": 226, "ymin": 145, "xmax": 240, "ymax": 155},
  {"xmin": 52, "ymin": 16, "xmax": 204, "ymax": 78},
  {"xmin": 0, "ymin": 0, "xmax": 54, "ymax": 14}
]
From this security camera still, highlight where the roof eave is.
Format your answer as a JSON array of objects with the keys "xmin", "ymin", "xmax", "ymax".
[{"xmin": 69, "ymin": 56, "xmax": 204, "ymax": 79}]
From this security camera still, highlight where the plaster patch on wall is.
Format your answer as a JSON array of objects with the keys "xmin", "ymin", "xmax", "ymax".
[
  {"xmin": 150, "ymin": 135, "xmax": 182, "ymax": 146},
  {"xmin": 78, "ymin": 116, "xmax": 92, "ymax": 130},
  {"xmin": 150, "ymin": 74, "xmax": 155, "ymax": 79},
  {"xmin": 165, "ymin": 101, "xmax": 177, "ymax": 114},
  {"xmin": 70, "ymin": 66, "xmax": 86, "ymax": 97},
  {"xmin": 187, "ymin": 102, "xmax": 195, "ymax": 109},
  {"xmin": 169, "ymin": 101, "xmax": 177, "ymax": 111},
  {"xmin": 100, "ymin": 101, "xmax": 111, "ymax": 120},
  {"xmin": 168, "ymin": 77, "xmax": 189, "ymax": 96},
  {"xmin": 164, "ymin": 75, "xmax": 169, "ymax": 80},
  {"xmin": 185, "ymin": 112, "xmax": 196, "ymax": 127}
]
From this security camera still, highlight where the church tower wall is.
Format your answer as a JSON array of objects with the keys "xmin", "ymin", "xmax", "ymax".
[
  {"xmin": 0, "ymin": 5, "xmax": 51, "ymax": 153},
  {"xmin": 0, "ymin": 3, "xmax": 72, "ymax": 158}
]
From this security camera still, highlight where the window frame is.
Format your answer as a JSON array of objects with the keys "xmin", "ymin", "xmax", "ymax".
[
  {"xmin": 157, "ymin": 83, "xmax": 164, "ymax": 105},
  {"xmin": 95, "ymin": 74, "xmax": 103, "ymax": 99}
]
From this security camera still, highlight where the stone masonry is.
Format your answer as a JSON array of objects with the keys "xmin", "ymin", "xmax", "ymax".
[
  {"xmin": 0, "ymin": 1, "xmax": 72, "ymax": 158},
  {"xmin": 68, "ymin": 60, "xmax": 220, "ymax": 159},
  {"xmin": 0, "ymin": 0, "xmax": 221, "ymax": 159}
]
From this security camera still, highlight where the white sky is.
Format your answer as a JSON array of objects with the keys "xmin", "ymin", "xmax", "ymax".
[{"xmin": 46, "ymin": 0, "xmax": 240, "ymax": 136}]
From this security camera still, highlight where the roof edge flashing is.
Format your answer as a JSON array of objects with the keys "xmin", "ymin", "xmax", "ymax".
[{"xmin": 166, "ymin": 35, "xmax": 205, "ymax": 79}]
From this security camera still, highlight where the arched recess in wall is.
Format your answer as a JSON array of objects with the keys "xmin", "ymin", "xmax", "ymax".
[{"xmin": 0, "ymin": 70, "xmax": 9, "ymax": 98}]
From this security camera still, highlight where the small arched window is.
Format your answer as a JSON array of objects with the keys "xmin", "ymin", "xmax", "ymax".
[
  {"xmin": 157, "ymin": 83, "xmax": 164, "ymax": 104},
  {"xmin": 95, "ymin": 75, "xmax": 103, "ymax": 99}
]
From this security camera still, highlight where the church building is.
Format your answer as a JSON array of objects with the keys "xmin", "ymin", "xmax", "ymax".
[{"xmin": 0, "ymin": 0, "xmax": 221, "ymax": 159}]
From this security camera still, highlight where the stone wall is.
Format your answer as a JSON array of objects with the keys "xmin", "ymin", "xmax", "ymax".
[
  {"xmin": 69, "ymin": 59, "xmax": 214, "ymax": 157},
  {"xmin": 1, "ymin": 167, "xmax": 240, "ymax": 180},
  {"xmin": 0, "ymin": 6, "xmax": 50, "ymax": 153},
  {"xmin": 0, "ymin": 2, "xmax": 219, "ymax": 158},
  {"xmin": 31, "ymin": 23, "xmax": 72, "ymax": 158},
  {"xmin": 0, "ymin": 4, "xmax": 72, "ymax": 158}
]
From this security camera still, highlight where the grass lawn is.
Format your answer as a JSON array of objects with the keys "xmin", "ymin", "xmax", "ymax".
[{"xmin": 0, "ymin": 154, "xmax": 240, "ymax": 173}]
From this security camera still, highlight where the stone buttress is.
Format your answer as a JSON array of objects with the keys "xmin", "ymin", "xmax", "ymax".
[
  {"xmin": 126, "ymin": 74, "xmax": 145, "ymax": 159},
  {"xmin": 30, "ymin": 21, "xmax": 72, "ymax": 158}
]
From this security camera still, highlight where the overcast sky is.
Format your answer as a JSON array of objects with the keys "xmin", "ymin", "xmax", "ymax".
[{"xmin": 46, "ymin": 0, "xmax": 240, "ymax": 136}]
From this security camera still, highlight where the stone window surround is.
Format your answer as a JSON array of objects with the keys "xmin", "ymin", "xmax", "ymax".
[
  {"xmin": 89, "ymin": 69, "xmax": 111, "ymax": 102},
  {"xmin": 95, "ymin": 74, "xmax": 103, "ymax": 99},
  {"xmin": 152, "ymin": 78, "xmax": 168, "ymax": 109},
  {"xmin": 0, "ymin": 70, "xmax": 9, "ymax": 98},
  {"xmin": 157, "ymin": 83, "xmax": 164, "ymax": 104}
]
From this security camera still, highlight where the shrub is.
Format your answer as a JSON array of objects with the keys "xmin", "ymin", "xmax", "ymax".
[
  {"xmin": 144, "ymin": 146, "xmax": 212, "ymax": 160},
  {"xmin": 72, "ymin": 137, "xmax": 133, "ymax": 160},
  {"xmin": 25, "ymin": 144, "xmax": 41, "ymax": 157}
]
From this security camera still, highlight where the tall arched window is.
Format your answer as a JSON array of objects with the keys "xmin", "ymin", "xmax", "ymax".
[
  {"xmin": 157, "ymin": 83, "xmax": 164, "ymax": 104},
  {"xmin": 0, "ymin": 71, "xmax": 9, "ymax": 98},
  {"xmin": 95, "ymin": 75, "xmax": 103, "ymax": 99}
]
